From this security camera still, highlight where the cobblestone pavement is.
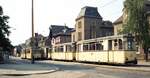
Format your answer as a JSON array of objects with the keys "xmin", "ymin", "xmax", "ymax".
[{"xmin": 0, "ymin": 57, "xmax": 150, "ymax": 78}]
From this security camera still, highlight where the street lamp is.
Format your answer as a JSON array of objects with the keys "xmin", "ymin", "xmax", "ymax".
[{"xmin": 31, "ymin": 0, "xmax": 35, "ymax": 64}]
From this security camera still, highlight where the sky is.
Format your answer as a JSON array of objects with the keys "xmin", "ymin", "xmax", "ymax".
[{"xmin": 0, "ymin": 0, "xmax": 125, "ymax": 45}]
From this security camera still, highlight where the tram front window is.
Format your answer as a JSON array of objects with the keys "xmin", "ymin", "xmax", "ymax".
[
  {"xmin": 128, "ymin": 41, "xmax": 132, "ymax": 50},
  {"xmin": 126, "ymin": 37, "xmax": 135, "ymax": 51}
]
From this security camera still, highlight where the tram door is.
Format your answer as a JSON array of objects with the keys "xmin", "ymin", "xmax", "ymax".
[
  {"xmin": 108, "ymin": 40, "xmax": 114, "ymax": 63},
  {"xmin": 49, "ymin": 48, "xmax": 52, "ymax": 60},
  {"xmin": 45, "ymin": 48, "xmax": 49, "ymax": 59},
  {"xmin": 72, "ymin": 42, "xmax": 76, "ymax": 61}
]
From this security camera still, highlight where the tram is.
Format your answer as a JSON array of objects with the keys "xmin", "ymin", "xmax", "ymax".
[
  {"xmin": 49, "ymin": 35, "xmax": 137, "ymax": 64},
  {"xmin": 21, "ymin": 48, "xmax": 44, "ymax": 60},
  {"xmin": 50, "ymin": 42, "xmax": 75, "ymax": 61}
]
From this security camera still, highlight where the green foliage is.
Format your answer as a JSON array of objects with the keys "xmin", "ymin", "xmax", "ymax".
[
  {"xmin": 123, "ymin": 0, "xmax": 150, "ymax": 48},
  {"xmin": 0, "ymin": 6, "xmax": 13, "ymax": 52}
]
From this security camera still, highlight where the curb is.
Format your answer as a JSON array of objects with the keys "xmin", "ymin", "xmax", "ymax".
[
  {"xmin": 0, "ymin": 68, "xmax": 59, "ymax": 76},
  {"xmin": 77, "ymin": 62, "xmax": 150, "ymax": 72},
  {"xmin": 94, "ymin": 65, "xmax": 150, "ymax": 72}
]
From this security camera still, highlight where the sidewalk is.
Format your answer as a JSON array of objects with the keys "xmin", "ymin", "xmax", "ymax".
[{"xmin": 0, "ymin": 63, "xmax": 59, "ymax": 76}]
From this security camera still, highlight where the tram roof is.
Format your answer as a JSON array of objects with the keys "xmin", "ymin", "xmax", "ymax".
[
  {"xmin": 53, "ymin": 42, "xmax": 73, "ymax": 46},
  {"xmin": 77, "ymin": 35, "xmax": 129, "ymax": 44}
]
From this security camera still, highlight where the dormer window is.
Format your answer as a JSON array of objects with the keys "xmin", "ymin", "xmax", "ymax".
[{"xmin": 63, "ymin": 28, "xmax": 67, "ymax": 33}]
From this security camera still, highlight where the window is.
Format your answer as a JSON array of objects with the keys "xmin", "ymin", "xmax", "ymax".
[
  {"xmin": 66, "ymin": 45, "xmax": 72, "ymax": 52},
  {"xmin": 96, "ymin": 43, "xmax": 103, "ymax": 51},
  {"xmin": 83, "ymin": 44, "xmax": 88, "ymax": 51},
  {"xmin": 114, "ymin": 39, "xmax": 118, "ymax": 46},
  {"xmin": 78, "ymin": 32, "xmax": 82, "ymax": 41},
  {"xmin": 55, "ymin": 46, "xmax": 64, "ymax": 52},
  {"xmin": 108, "ymin": 40, "xmax": 112, "ymax": 50},
  {"xmin": 83, "ymin": 42, "xmax": 103, "ymax": 51},
  {"xmin": 127, "ymin": 37, "xmax": 135, "ymax": 50},
  {"xmin": 118, "ymin": 39, "xmax": 123, "ymax": 50},
  {"xmin": 90, "ymin": 42, "xmax": 96, "ymax": 50},
  {"xmin": 127, "ymin": 41, "xmax": 132, "ymax": 50},
  {"xmin": 78, "ymin": 21, "xmax": 82, "ymax": 28}
]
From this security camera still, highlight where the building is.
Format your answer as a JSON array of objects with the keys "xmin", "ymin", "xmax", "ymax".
[
  {"xmin": 72, "ymin": 6, "xmax": 114, "ymax": 42},
  {"xmin": 49, "ymin": 25, "xmax": 74, "ymax": 44},
  {"xmin": 48, "ymin": 25, "xmax": 74, "ymax": 52},
  {"xmin": 24, "ymin": 33, "xmax": 44, "ymax": 48},
  {"xmin": 113, "ymin": 16, "xmax": 123, "ymax": 36},
  {"xmin": 114, "ymin": 0, "xmax": 150, "ymax": 35}
]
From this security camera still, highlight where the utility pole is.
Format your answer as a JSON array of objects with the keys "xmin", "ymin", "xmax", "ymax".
[{"xmin": 31, "ymin": 0, "xmax": 35, "ymax": 64}]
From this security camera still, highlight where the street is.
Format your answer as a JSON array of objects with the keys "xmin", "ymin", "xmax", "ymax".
[{"xmin": 0, "ymin": 57, "xmax": 150, "ymax": 78}]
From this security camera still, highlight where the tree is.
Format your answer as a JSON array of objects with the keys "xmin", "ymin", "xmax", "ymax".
[
  {"xmin": 0, "ymin": 6, "xmax": 13, "ymax": 53},
  {"xmin": 123, "ymin": 0, "xmax": 150, "ymax": 61}
]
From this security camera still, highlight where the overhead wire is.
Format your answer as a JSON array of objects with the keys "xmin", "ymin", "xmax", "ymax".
[{"xmin": 100, "ymin": 0, "xmax": 119, "ymax": 8}]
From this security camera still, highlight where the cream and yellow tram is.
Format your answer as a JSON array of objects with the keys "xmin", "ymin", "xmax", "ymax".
[
  {"xmin": 49, "ymin": 34, "xmax": 137, "ymax": 64},
  {"xmin": 75, "ymin": 35, "xmax": 137, "ymax": 64},
  {"xmin": 21, "ymin": 48, "xmax": 28, "ymax": 59},
  {"xmin": 21, "ymin": 48, "xmax": 44, "ymax": 60},
  {"xmin": 50, "ymin": 42, "xmax": 75, "ymax": 61}
]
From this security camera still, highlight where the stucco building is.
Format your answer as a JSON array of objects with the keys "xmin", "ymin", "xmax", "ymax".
[
  {"xmin": 49, "ymin": 25, "xmax": 74, "ymax": 52},
  {"xmin": 72, "ymin": 6, "xmax": 114, "ymax": 42}
]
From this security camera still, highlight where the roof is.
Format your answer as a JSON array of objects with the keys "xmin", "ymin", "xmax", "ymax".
[
  {"xmin": 102, "ymin": 21, "xmax": 113, "ymax": 27},
  {"xmin": 53, "ymin": 28, "xmax": 73, "ymax": 37},
  {"xmin": 113, "ymin": 16, "xmax": 123, "ymax": 25},
  {"xmin": 76, "ymin": 6, "xmax": 102, "ymax": 20},
  {"xmin": 50, "ymin": 25, "xmax": 67, "ymax": 34},
  {"xmin": 49, "ymin": 25, "xmax": 74, "ymax": 37}
]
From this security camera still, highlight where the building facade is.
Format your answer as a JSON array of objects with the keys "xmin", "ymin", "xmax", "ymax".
[
  {"xmin": 48, "ymin": 25, "xmax": 74, "ymax": 52},
  {"xmin": 72, "ymin": 6, "xmax": 114, "ymax": 42}
]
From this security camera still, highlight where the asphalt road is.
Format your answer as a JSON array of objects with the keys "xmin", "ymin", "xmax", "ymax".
[{"xmin": 0, "ymin": 57, "xmax": 150, "ymax": 78}]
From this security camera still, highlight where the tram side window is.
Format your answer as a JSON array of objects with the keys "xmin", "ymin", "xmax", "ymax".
[
  {"xmin": 55, "ymin": 46, "xmax": 64, "ymax": 52},
  {"xmin": 83, "ymin": 44, "xmax": 88, "ymax": 51},
  {"xmin": 108, "ymin": 40, "xmax": 112, "ymax": 50},
  {"xmin": 66, "ymin": 45, "xmax": 71, "ymax": 52},
  {"xmin": 127, "ymin": 41, "xmax": 133, "ymax": 50},
  {"xmin": 54, "ymin": 47, "xmax": 58, "ymax": 52},
  {"xmin": 96, "ymin": 43, "xmax": 103, "ymax": 51},
  {"xmin": 83, "ymin": 43, "xmax": 103, "ymax": 51},
  {"xmin": 118, "ymin": 39, "xmax": 123, "ymax": 50},
  {"xmin": 90, "ymin": 42, "xmax": 95, "ymax": 51},
  {"xmin": 60, "ymin": 46, "xmax": 64, "ymax": 52},
  {"xmin": 127, "ymin": 37, "xmax": 135, "ymax": 50}
]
